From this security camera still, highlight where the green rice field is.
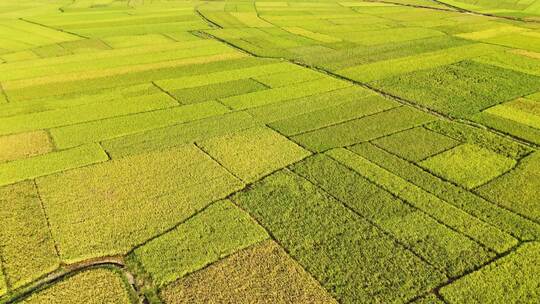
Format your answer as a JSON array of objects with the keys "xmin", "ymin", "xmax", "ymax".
[{"xmin": 1, "ymin": 0, "xmax": 539, "ymax": 303}]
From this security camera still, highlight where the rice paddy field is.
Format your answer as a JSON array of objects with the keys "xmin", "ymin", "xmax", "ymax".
[{"xmin": 0, "ymin": 0, "xmax": 539, "ymax": 303}]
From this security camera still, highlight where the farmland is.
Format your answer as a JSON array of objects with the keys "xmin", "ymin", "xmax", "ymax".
[{"xmin": 0, "ymin": 0, "xmax": 539, "ymax": 303}]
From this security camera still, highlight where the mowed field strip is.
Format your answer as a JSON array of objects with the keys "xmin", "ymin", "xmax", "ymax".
[{"xmin": 0, "ymin": 0, "xmax": 539, "ymax": 303}]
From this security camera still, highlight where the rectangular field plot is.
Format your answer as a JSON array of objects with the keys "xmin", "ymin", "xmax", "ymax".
[
  {"xmin": 419, "ymin": 144, "xmax": 517, "ymax": 189},
  {"xmin": 231, "ymin": 170, "xmax": 445, "ymax": 303},
  {"xmin": 476, "ymin": 152, "xmax": 540, "ymax": 222},
  {"xmin": 440, "ymin": 242, "xmax": 540, "ymax": 303},
  {"xmin": 0, "ymin": 181, "xmax": 60, "ymax": 290},
  {"xmin": 130, "ymin": 200, "xmax": 268, "ymax": 287},
  {"xmin": 372, "ymin": 60, "xmax": 540, "ymax": 118},
  {"xmin": 350, "ymin": 142, "xmax": 540, "ymax": 241},
  {"xmin": 18, "ymin": 268, "xmax": 132, "ymax": 304},
  {"xmin": 198, "ymin": 127, "xmax": 310, "ymax": 183},
  {"xmin": 269, "ymin": 94, "xmax": 399, "ymax": 136},
  {"xmin": 292, "ymin": 155, "xmax": 494, "ymax": 277},
  {"xmin": 0, "ymin": 131, "xmax": 51, "ymax": 163},
  {"xmin": 327, "ymin": 147, "xmax": 518, "ymax": 253},
  {"xmin": 36, "ymin": 145, "xmax": 243, "ymax": 263},
  {"xmin": 291, "ymin": 106, "xmax": 436, "ymax": 152},
  {"xmin": 160, "ymin": 240, "xmax": 337, "ymax": 304},
  {"xmin": 0, "ymin": 144, "xmax": 108, "ymax": 187}
]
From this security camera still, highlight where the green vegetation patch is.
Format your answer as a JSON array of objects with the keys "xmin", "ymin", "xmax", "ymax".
[
  {"xmin": 424, "ymin": 120, "xmax": 533, "ymax": 159},
  {"xmin": 36, "ymin": 145, "xmax": 243, "ymax": 262},
  {"xmin": 350, "ymin": 142, "xmax": 540, "ymax": 241},
  {"xmin": 102, "ymin": 111, "xmax": 259, "ymax": 159},
  {"xmin": 50, "ymin": 100, "xmax": 229, "ymax": 149},
  {"xmin": 372, "ymin": 60, "xmax": 540, "ymax": 118},
  {"xmin": 420, "ymin": 144, "xmax": 517, "ymax": 189},
  {"xmin": 0, "ymin": 92, "xmax": 177, "ymax": 136},
  {"xmin": 0, "ymin": 181, "xmax": 60, "ymax": 290},
  {"xmin": 269, "ymin": 94, "xmax": 398, "ymax": 136},
  {"xmin": 292, "ymin": 106, "xmax": 436, "ymax": 152},
  {"xmin": 198, "ymin": 127, "xmax": 310, "ymax": 183},
  {"xmin": 18, "ymin": 268, "xmax": 132, "ymax": 304},
  {"xmin": 0, "ymin": 143, "xmax": 108, "ymax": 187},
  {"xmin": 373, "ymin": 127, "xmax": 459, "ymax": 162},
  {"xmin": 329, "ymin": 147, "xmax": 518, "ymax": 253},
  {"xmin": 220, "ymin": 77, "xmax": 350, "ymax": 110},
  {"xmin": 247, "ymin": 86, "xmax": 375, "ymax": 123},
  {"xmin": 440, "ymin": 242, "xmax": 540, "ymax": 303},
  {"xmin": 483, "ymin": 99, "xmax": 540, "ymax": 130},
  {"xmin": 0, "ymin": 270, "xmax": 6, "ymax": 297},
  {"xmin": 292, "ymin": 155, "xmax": 493, "ymax": 277},
  {"xmin": 231, "ymin": 170, "xmax": 445, "ymax": 303},
  {"xmin": 0, "ymin": 131, "xmax": 52, "ymax": 163},
  {"xmin": 130, "ymin": 200, "xmax": 268, "ymax": 287},
  {"xmin": 476, "ymin": 152, "xmax": 540, "ymax": 222},
  {"xmin": 160, "ymin": 240, "xmax": 337, "ymax": 304},
  {"xmin": 169, "ymin": 78, "xmax": 268, "ymax": 105}
]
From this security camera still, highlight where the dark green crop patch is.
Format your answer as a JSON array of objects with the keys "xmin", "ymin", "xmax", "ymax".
[
  {"xmin": 231, "ymin": 170, "xmax": 445, "ymax": 303},
  {"xmin": 372, "ymin": 60, "xmax": 540, "ymax": 118},
  {"xmin": 291, "ymin": 154, "xmax": 494, "ymax": 277}
]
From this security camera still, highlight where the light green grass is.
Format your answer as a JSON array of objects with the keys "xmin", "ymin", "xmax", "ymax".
[
  {"xmin": 129, "ymin": 200, "xmax": 268, "ymax": 287},
  {"xmin": 198, "ymin": 127, "xmax": 310, "ymax": 182},
  {"xmin": 50, "ymin": 100, "xmax": 230, "ymax": 149},
  {"xmin": 476, "ymin": 151, "xmax": 540, "ymax": 222},
  {"xmin": 420, "ymin": 144, "xmax": 517, "ymax": 189},
  {"xmin": 0, "ymin": 144, "xmax": 108, "ymax": 187},
  {"xmin": 0, "ymin": 181, "xmax": 60, "ymax": 290}
]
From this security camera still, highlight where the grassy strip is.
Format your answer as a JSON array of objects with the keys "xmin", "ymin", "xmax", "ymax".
[
  {"xmin": 440, "ymin": 242, "xmax": 540, "ymax": 303},
  {"xmin": 292, "ymin": 154, "xmax": 494, "ymax": 277},
  {"xmin": 231, "ymin": 170, "xmax": 445, "ymax": 303},
  {"xmin": 17, "ymin": 268, "xmax": 132, "ymax": 304},
  {"xmin": 0, "ymin": 83, "xmax": 160, "ymax": 118},
  {"xmin": 371, "ymin": 60, "xmax": 540, "ymax": 118},
  {"xmin": 170, "ymin": 78, "xmax": 267, "ymax": 105},
  {"xmin": 129, "ymin": 200, "xmax": 268, "ymax": 287},
  {"xmin": 269, "ymin": 94, "xmax": 399, "ymax": 136},
  {"xmin": 472, "ymin": 111, "xmax": 540, "ymax": 145},
  {"xmin": 0, "ymin": 144, "xmax": 108, "ymax": 187},
  {"xmin": 253, "ymin": 68, "xmax": 323, "ymax": 87},
  {"xmin": 5, "ymin": 53, "xmax": 248, "ymax": 101},
  {"xmin": 337, "ymin": 43, "xmax": 499, "ymax": 82},
  {"xmin": 50, "ymin": 100, "xmax": 229, "ymax": 149},
  {"xmin": 419, "ymin": 144, "xmax": 516, "ymax": 189},
  {"xmin": 160, "ymin": 240, "xmax": 337, "ymax": 303},
  {"xmin": 247, "ymin": 86, "xmax": 375, "ymax": 123},
  {"xmin": 36, "ymin": 145, "xmax": 243, "ymax": 263},
  {"xmin": 328, "ymin": 147, "xmax": 518, "ymax": 253},
  {"xmin": 0, "ymin": 93, "xmax": 177, "ymax": 136},
  {"xmin": 476, "ymin": 152, "xmax": 540, "ymax": 223},
  {"xmin": 0, "ymin": 131, "xmax": 51, "ymax": 163},
  {"xmin": 372, "ymin": 127, "xmax": 459, "ymax": 162},
  {"xmin": 291, "ymin": 106, "xmax": 436, "ymax": 152},
  {"xmin": 221, "ymin": 77, "xmax": 351, "ymax": 110},
  {"xmin": 198, "ymin": 127, "xmax": 310, "ymax": 182},
  {"xmin": 0, "ymin": 181, "xmax": 60, "ymax": 290},
  {"xmin": 424, "ymin": 120, "xmax": 533, "ymax": 159},
  {"xmin": 350, "ymin": 142, "xmax": 540, "ymax": 240}
]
